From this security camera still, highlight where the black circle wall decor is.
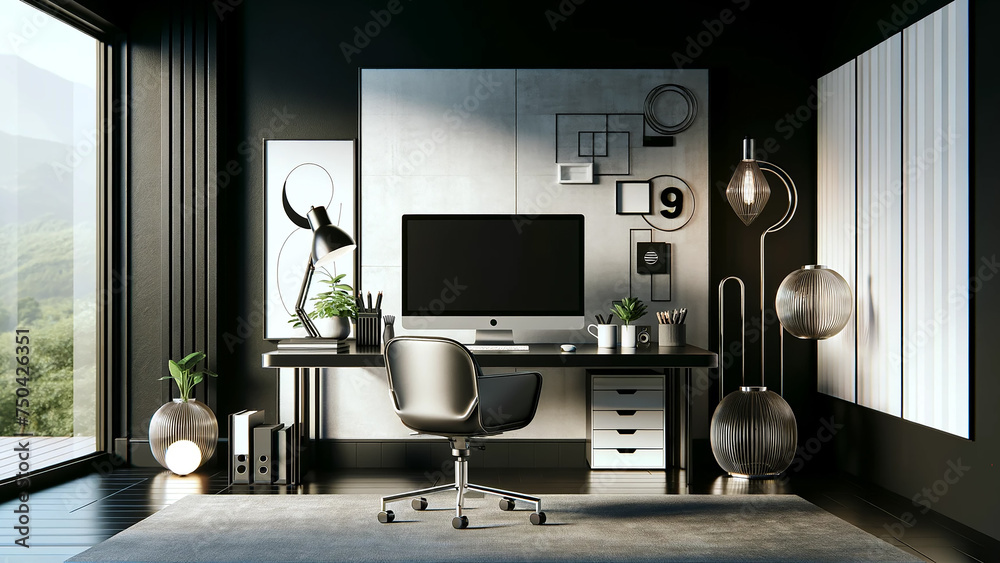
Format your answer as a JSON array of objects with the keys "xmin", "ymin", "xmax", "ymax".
[
  {"xmin": 281, "ymin": 162, "xmax": 335, "ymax": 229},
  {"xmin": 643, "ymin": 84, "xmax": 698, "ymax": 135}
]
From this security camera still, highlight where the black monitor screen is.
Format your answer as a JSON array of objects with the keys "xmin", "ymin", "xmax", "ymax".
[{"xmin": 402, "ymin": 215, "xmax": 585, "ymax": 317}]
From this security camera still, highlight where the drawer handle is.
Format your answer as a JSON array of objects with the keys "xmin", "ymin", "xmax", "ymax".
[
  {"xmin": 616, "ymin": 389, "xmax": 638, "ymax": 395},
  {"xmin": 616, "ymin": 410, "xmax": 637, "ymax": 416},
  {"xmin": 616, "ymin": 448, "xmax": 637, "ymax": 454},
  {"xmin": 616, "ymin": 429, "xmax": 637, "ymax": 435}
]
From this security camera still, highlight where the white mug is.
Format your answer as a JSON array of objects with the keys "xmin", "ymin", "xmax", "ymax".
[{"xmin": 587, "ymin": 323, "xmax": 618, "ymax": 348}]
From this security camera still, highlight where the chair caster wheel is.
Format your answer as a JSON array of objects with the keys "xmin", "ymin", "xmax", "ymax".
[
  {"xmin": 530, "ymin": 511, "xmax": 546, "ymax": 525},
  {"xmin": 412, "ymin": 497, "xmax": 428, "ymax": 511},
  {"xmin": 452, "ymin": 515, "xmax": 469, "ymax": 529},
  {"xmin": 377, "ymin": 510, "xmax": 395, "ymax": 524},
  {"xmin": 499, "ymin": 498, "xmax": 515, "ymax": 511}
]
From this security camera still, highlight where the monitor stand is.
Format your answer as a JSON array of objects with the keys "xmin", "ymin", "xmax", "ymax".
[
  {"xmin": 466, "ymin": 330, "xmax": 529, "ymax": 351},
  {"xmin": 474, "ymin": 329, "xmax": 514, "ymax": 344}
]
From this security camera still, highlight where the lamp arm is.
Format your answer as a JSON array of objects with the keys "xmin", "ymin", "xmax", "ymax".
[
  {"xmin": 295, "ymin": 257, "xmax": 321, "ymax": 338},
  {"xmin": 718, "ymin": 276, "xmax": 746, "ymax": 402},
  {"xmin": 756, "ymin": 160, "xmax": 797, "ymax": 387}
]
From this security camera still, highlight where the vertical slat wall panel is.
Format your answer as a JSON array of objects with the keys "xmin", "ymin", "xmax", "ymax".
[
  {"xmin": 856, "ymin": 35, "xmax": 904, "ymax": 416},
  {"xmin": 817, "ymin": 60, "xmax": 857, "ymax": 402},
  {"xmin": 158, "ymin": 4, "xmax": 219, "ymax": 413},
  {"xmin": 903, "ymin": 0, "xmax": 970, "ymax": 438}
]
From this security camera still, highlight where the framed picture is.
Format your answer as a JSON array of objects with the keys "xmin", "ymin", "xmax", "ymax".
[{"xmin": 263, "ymin": 139, "xmax": 356, "ymax": 339}]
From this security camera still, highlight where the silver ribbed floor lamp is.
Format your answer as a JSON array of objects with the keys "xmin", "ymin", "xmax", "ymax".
[
  {"xmin": 711, "ymin": 138, "xmax": 799, "ymax": 479},
  {"xmin": 713, "ymin": 138, "xmax": 853, "ymax": 479}
]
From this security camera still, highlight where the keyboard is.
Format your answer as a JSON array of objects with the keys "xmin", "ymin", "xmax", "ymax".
[{"xmin": 466, "ymin": 344, "xmax": 530, "ymax": 352}]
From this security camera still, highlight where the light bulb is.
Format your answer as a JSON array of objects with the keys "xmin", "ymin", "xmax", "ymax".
[
  {"xmin": 742, "ymin": 168, "xmax": 756, "ymax": 205},
  {"xmin": 164, "ymin": 440, "xmax": 202, "ymax": 476}
]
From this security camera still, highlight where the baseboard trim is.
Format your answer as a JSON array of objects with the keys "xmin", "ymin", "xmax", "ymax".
[{"xmin": 315, "ymin": 439, "xmax": 589, "ymax": 469}]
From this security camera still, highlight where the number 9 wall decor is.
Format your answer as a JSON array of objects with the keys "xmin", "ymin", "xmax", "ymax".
[{"xmin": 643, "ymin": 174, "xmax": 695, "ymax": 232}]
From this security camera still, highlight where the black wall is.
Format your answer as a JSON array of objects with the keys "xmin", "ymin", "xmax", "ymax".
[{"xmin": 112, "ymin": 0, "xmax": 997, "ymax": 542}]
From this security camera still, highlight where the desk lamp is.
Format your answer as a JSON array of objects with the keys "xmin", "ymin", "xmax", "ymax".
[{"xmin": 295, "ymin": 206, "xmax": 356, "ymax": 337}]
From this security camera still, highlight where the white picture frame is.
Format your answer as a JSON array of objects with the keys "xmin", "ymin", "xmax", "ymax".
[{"xmin": 263, "ymin": 139, "xmax": 356, "ymax": 339}]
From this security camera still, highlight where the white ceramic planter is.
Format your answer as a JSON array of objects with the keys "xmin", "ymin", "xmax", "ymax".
[
  {"xmin": 620, "ymin": 325, "xmax": 637, "ymax": 348},
  {"xmin": 313, "ymin": 316, "xmax": 351, "ymax": 339}
]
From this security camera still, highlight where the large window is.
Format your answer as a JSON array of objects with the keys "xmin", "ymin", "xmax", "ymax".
[{"xmin": 0, "ymin": 0, "xmax": 102, "ymax": 477}]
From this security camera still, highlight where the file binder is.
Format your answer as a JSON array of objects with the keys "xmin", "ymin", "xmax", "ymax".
[
  {"xmin": 253, "ymin": 424, "xmax": 284, "ymax": 484},
  {"xmin": 275, "ymin": 424, "xmax": 294, "ymax": 485},
  {"xmin": 230, "ymin": 409, "xmax": 265, "ymax": 484}
]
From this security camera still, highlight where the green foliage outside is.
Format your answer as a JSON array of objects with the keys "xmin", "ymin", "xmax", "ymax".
[{"xmin": 0, "ymin": 219, "xmax": 95, "ymax": 438}]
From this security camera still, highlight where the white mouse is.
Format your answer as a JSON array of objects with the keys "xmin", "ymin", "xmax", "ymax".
[{"xmin": 560, "ymin": 344, "xmax": 576, "ymax": 352}]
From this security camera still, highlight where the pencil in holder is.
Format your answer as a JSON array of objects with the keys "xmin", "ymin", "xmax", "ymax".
[{"xmin": 355, "ymin": 311, "xmax": 382, "ymax": 348}]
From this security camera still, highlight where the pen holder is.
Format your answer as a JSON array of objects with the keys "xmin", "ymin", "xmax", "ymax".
[
  {"xmin": 355, "ymin": 311, "xmax": 382, "ymax": 348},
  {"xmin": 658, "ymin": 324, "xmax": 685, "ymax": 347}
]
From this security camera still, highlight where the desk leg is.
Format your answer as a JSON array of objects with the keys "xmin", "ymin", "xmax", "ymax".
[
  {"xmin": 683, "ymin": 367, "xmax": 692, "ymax": 485},
  {"xmin": 292, "ymin": 367, "xmax": 313, "ymax": 486}
]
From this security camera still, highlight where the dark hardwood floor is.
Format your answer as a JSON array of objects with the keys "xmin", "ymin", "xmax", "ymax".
[{"xmin": 0, "ymin": 465, "xmax": 995, "ymax": 562}]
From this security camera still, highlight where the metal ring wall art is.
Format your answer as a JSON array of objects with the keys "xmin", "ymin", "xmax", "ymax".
[{"xmin": 643, "ymin": 84, "xmax": 698, "ymax": 135}]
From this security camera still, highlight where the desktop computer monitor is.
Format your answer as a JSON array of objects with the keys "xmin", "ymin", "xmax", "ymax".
[{"xmin": 401, "ymin": 214, "xmax": 585, "ymax": 343}]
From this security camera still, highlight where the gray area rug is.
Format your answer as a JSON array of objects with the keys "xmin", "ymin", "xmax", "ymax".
[{"xmin": 69, "ymin": 493, "xmax": 921, "ymax": 563}]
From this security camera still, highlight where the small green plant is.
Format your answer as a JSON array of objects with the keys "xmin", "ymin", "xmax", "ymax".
[
  {"xmin": 611, "ymin": 297, "xmax": 647, "ymax": 325},
  {"xmin": 289, "ymin": 272, "xmax": 357, "ymax": 327},
  {"xmin": 160, "ymin": 351, "xmax": 217, "ymax": 402}
]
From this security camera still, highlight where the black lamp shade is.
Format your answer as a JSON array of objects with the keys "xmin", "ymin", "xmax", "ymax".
[{"xmin": 307, "ymin": 206, "xmax": 356, "ymax": 267}]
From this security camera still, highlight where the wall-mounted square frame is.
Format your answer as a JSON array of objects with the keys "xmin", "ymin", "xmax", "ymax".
[
  {"xmin": 263, "ymin": 139, "xmax": 356, "ymax": 339},
  {"xmin": 637, "ymin": 242, "xmax": 670, "ymax": 275},
  {"xmin": 557, "ymin": 162, "xmax": 594, "ymax": 184},
  {"xmin": 616, "ymin": 180, "xmax": 652, "ymax": 214}
]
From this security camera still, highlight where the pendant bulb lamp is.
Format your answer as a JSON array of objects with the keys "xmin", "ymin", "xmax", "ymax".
[{"xmin": 725, "ymin": 138, "xmax": 771, "ymax": 226}]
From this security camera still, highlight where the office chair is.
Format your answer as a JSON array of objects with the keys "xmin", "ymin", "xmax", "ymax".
[{"xmin": 378, "ymin": 336, "xmax": 546, "ymax": 529}]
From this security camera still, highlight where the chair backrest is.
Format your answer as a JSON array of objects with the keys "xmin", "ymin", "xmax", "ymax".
[{"xmin": 383, "ymin": 336, "xmax": 484, "ymax": 436}]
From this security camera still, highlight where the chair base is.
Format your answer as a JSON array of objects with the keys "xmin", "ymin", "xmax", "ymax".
[{"xmin": 378, "ymin": 438, "xmax": 545, "ymax": 528}]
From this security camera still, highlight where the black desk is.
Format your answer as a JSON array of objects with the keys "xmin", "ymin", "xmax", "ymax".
[{"xmin": 262, "ymin": 342, "xmax": 718, "ymax": 484}]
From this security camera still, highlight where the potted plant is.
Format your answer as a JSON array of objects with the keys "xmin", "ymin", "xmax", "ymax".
[
  {"xmin": 289, "ymin": 272, "xmax": 358, "ymax": 339},
  {"xmin": 611, "ymin": 297, "xmax": 648, "ymax": 348},
  {"xmin": 149, "ymin": 351, "xmax": 219, "ymax": 475}
]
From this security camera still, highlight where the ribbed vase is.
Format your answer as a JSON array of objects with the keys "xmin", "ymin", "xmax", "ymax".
[
  {"xmin": 149, "ymin": 398, "xmax": 218, "ymax": 471},
  {"xmin": 776, "ymin": 265, "xmax": 853, "ymax": 340},
  {"xmin": 710, "ymin": 387, "xmax": 797, "ymax": 478}
]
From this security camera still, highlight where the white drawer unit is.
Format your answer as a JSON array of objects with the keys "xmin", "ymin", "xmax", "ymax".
[
  {"xmin": 593, "ymin": 429, "xmax": 664, "ymax": 449},
  {"xmin": 592, "ymin": 410, "xmax": 664, "ymax": 430},
  {"xmin": 587, "ymin": 371, "xmax": 667, "ymax": 470},
  {"xmin": 592, "ymin": 448, "xmax": 665, "ymax": 469}
]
